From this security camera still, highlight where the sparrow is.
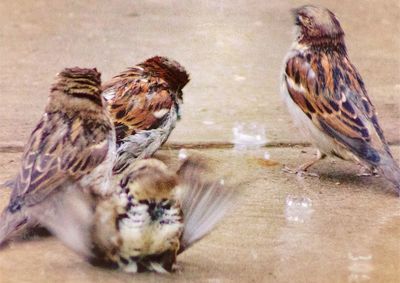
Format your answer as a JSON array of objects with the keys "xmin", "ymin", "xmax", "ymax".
[
  {"xmin": 30, "ymin": 157, "xmax": 236, "ymax": 273},
  {"xmin": 0, "ymin": 67, "xmax": 116, "ymax": 245},
  {"xmin": 281, "ymin": 5, "xmax": 400, "ymax": 191},
  {"xmin": 102, "ymin": 56, "xmax": 190, "ymax": 175}
]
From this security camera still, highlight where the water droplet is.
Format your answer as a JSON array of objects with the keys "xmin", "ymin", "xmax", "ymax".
[
  {"xmin": 285, "ymin": 196, "xmax": 313, "ymax": 223},
  {"xmin": 232, "ymin": 122, "xmax": 267, "ymax": 150},
  {"xmin": 178, "ymin": 148, "xmax": 188, "ymax": 160},
  {"xmin": 250, "ymin": 249, "xmax": 258, "ymax": 260},
  {"xmin": 234, "ymin": 75, "xmax": 246, "ymax": 81},
  {"xmin": 202, "ymin": 120, "xmax": 215, "ymax": 126},
  {"xmin": 347, "ymin": 252, "xmax": 373, "ymax": 282}
]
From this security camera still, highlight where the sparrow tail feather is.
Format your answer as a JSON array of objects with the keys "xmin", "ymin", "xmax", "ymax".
[
  {"xmin": 0, "ymin": 209, "xmax": 27, "ymax": 246},
  {"xmin": 1, "ymin": 179, "xmax": 15, "ymax": 190},
  {"xmin": 378, "ymin": 156, "xmax": 400, "ymax": 195}
]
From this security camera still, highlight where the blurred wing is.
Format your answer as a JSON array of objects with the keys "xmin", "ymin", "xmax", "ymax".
[
  {"xmin": 10, "ymin": 112, "xmax": 111, "ymax": 207},
  {"xmin": 177, "ymin": 157, "xmax": 236, "ymax": 254},
  {"xmin": 29, "ymin": 185, "xmax": 94, "ymax": 257},
  {"xmin": 103, "ymin": 70, "xmax": 174, "ymax": 142},
  {"xmin": 284, "ymin": 53, "xmax": 390, "ymax": 165}
]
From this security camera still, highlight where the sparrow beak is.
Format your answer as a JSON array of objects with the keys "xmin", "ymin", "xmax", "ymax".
[{"xmin": 290, "ymin": 8, "xmax": 301, "ymax": 25}]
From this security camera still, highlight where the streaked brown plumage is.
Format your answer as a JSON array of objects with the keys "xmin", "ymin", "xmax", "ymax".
[
  {"xmin": 30, "ymin": 157, "xmax": 236, "ymax": 273},
  {"xmin": 281, "ymin": 5, "xmax": 400, "ymax": 192},
  {"xmin": 0, "ymin": 67, "xmax": 116, "ymax": 245},
  {"xmin": 102, "ymin": 56, "xmax": 190, "ymax": 174}
]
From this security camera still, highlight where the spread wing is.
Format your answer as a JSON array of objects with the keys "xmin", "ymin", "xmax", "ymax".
[
  {"xmin": 103, "ymin": 69, "xmax": 175, "ymax": 143},
  {"xmin": 284, "ymin": 52, "xmax": 391, "ymax": 165},
  {"xmin": 10, "ymin": 112, "xmax": 111, "ymax": 208},
  {"xmin": 177, "ymin": 157, "xmax": 236, "ymax": 254}
]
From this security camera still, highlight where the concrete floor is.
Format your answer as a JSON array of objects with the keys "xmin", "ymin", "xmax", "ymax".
[{"xmin": 0, "ymin": 0, "xmax": 399, "ymax": 282}]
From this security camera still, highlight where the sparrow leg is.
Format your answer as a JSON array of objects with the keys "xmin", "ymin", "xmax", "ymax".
[{"xmin": 283, "ymin": 150, "xmax": 326, "ymax": 177}]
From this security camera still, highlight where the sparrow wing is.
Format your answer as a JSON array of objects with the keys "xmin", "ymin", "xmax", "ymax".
[
  {"xmin": 112, "ymin": 105, "xmax": 178, "ymax": 174},
  {"xmin": 29, "ymin": 185, "xmax": 94, "ymax": 258},
  {"xmin": 284, "ymin": 53, "xmax": 391, "ymax": 165},
  {"xmin": 10, "ymin": 112, "xmax": 111, "ymax": 208},
  {"xmin": 177, "ymin": 157, "xmax": 236, "ymax": 254},
  {"xmin": 103, "ymin": 69, "xmax": 175, "ymax": 142}
]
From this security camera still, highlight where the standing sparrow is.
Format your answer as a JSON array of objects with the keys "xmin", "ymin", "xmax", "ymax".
[
  {"xmin": 102, "ymin": 56, "xmax": 190, "ymax": 174},
  {"xmin": 31, "ymin": 157, "xmax": 236, "ymax": 273},
  {"xmin": 281, "ymin": 5, "xmax": 400, "ymax": 191},
  {"xmin": 0, "ymin": 67, "xmax": 116, "ymax": 245}
]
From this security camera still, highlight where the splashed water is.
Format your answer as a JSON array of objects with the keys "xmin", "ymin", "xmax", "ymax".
[
  {"xmin": 202, "ymin": 120, "xmax": 215, "ymax": 126},
  {"xmin": 285, "ymin": 196, "xmax": 313, "ymax": 223},
  {"xmin": 347, "ymin": 252, "xmax": 373, "ymax": 282},
  {"xmin": 234, "ymin": 75, "xmax": 246, "ymax": 81},
  {"xmin": 232, "ymin": 122, "xmax": 267, "ymax": 150},
  {"xmin": 178, "ymin": 148, "xmax": 188, "ymax": 160}
]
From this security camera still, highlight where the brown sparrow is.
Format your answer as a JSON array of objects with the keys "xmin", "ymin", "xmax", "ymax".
[
  {"xmin": 281, "ymin": 5, "xmax": 400, "ymax": 192},
  {"xmin": 0, "ymin": 67, "xmax": 116, "ymax": 245},
  {"xmin": 102, "ymin": 56, "xmax": 190, "ymax": 174},
  {"xmin": 30, "ymin": 157, "xmax": 236, "ymax": 273}
]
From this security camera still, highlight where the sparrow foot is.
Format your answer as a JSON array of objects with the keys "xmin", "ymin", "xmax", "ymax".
[
  {"xmin": 282, "ymin": 166, "xmax": 319, "ymax": 178},
  {"xmin": 282, "ymin": 150, "xmax": 325, "ymax": 178}
]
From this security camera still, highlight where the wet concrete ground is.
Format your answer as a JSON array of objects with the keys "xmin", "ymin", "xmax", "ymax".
[
  {"xmin": 0, "ymin": 148, "xmax": 399, "ymax": 282},
  {"xmin": 0, "ymin": 0, "xmax": 399, "ymax": 282}
]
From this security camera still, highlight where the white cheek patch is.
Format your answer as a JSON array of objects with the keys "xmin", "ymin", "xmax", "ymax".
[{"xmin": 153, "ymin": 109, "xmax": 169, "ymax": 118}]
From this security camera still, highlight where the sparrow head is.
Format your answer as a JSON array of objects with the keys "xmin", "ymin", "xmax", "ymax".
[
  {"xmin": 50, "ymin": 67, "xmax": 104, "ymax": 109},
  {"xmin": 292, "ymin": 5, "xmax": 345, "ymax": 49},
  {"xmin": 140, "ymin": 56, "xmax": 190, "ymax": 98},
  {"xmin": 119, "ymin": 159, "xmax": 178, "ymax": 201}
]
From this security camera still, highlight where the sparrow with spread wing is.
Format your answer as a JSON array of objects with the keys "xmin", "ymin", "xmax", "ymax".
[
  {"xmin": 281, "ymin": 5, "xmax": 400, "ymax": 192},
  {"xmin": 102, "ymin": 56, "xmax": 190, "ymax": 175},
  {"xmin": 0, "ymin": 67, "xmax": 116, "ymax": 245},
  {"xmin": 30, "ymin": 157, "xmax": 236, "ymax": 273}
]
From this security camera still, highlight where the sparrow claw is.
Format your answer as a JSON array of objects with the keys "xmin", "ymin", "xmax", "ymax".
[
  {"xmin": 297, "ymin": 170, "xmax": 319, "ymax": 178},
  {"xmin": 282, "ymin": 166, "xmax": 319, "ymax": 178}
]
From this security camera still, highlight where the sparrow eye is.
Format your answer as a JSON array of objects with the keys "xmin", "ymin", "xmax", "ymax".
[{"xmin": 297, "ymin": 14, "xmax": 312, "ymax": 27}]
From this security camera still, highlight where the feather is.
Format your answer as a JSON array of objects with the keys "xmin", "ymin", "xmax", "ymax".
[
  {"xmin": 0, "ymin": 209, "xmax": 27, "ymax": 246},
  {"xmin": 283, "ymin": 50, "xmax": 398, "ymax": 177},
  {"xmin": 177, "ymin": 158, "xmax": 236, "ymax": 253},
  {"xmin": 29, "ymin": 186, "xmax": 94, "ymax": 257},
  {"xmin": 103, "ymin": 56, "xmax": 189, "ymax": 174},
  {"xmin": 113, "ymin": 106, "xmax": 177, "ymax": 174},
  {"xmin": 1, "ymin": 179, "xmax": 15, "ymax": 190}
]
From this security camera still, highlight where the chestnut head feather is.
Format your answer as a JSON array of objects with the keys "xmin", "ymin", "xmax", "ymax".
[
  {"xmin": 293, "ymin": 5, "xmax": 346, "ymax": 52},
  {"xmin": 119, "ymin": 159, "xmax": 178, "ymax": 201},
  {"xmin": 50, "ymin": 67, "xmax": 103, "ymax": 107},
  {"xmin": 139, "ymin": 56, "xmax": 190, "ymax": 94}
]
